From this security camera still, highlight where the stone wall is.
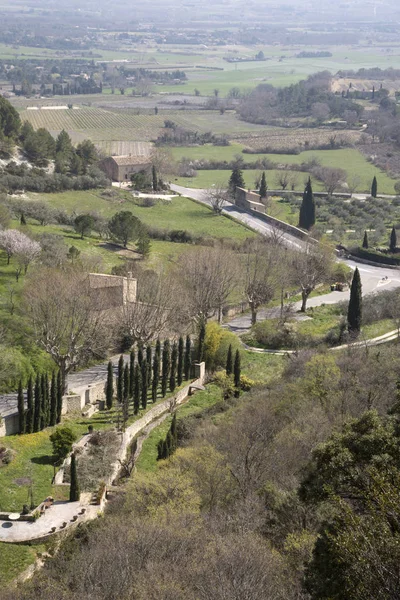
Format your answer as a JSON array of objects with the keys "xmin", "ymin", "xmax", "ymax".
[{"xmin": 235, "ymin": 187, "xmax": 266, "ymax": 214}]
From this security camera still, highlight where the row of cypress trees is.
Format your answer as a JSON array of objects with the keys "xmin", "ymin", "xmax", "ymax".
[
  {"xmin": 17, "ymin": 371, "xmax": 63, "ymax": 435},
  {"xmin": 105, "ymin": 336, "xmax": 193, "ymax": 423},
  {"xmin": 226, "ymin": 344, "xmax": 242, "ymax": 395}
]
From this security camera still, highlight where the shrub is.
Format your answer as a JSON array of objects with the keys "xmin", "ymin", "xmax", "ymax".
[{"xmin": 50, "ymin": 427, "xmax": 77, "ymax": 463}]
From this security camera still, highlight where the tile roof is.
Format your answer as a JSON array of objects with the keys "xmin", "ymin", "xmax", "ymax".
[{"xmin": 110, "ymin": 155, "xmax": 152, "ymax": 166}]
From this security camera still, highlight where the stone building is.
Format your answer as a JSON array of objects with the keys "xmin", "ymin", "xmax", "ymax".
[
  {"xmin": 234, "ymin": 187, "xmax": 266, "ymax": 214},
  {"xmin": 99, "ymin": 155, "xmax": 152, "ymax": 183}
]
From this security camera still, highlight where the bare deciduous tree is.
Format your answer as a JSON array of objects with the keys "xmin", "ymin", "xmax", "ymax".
[
  {"xmin": 291, "ymin": 242, "xmax": 333, "ymax": 312},
  {"xmin": 207, "ymin": 185, "xmax": 228, "ymax": 214},
  {"xmin": 243, "ymin": 238, "xmax": 277, "ymax": 325}
]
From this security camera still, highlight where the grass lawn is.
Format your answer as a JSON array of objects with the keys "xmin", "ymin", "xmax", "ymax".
[{"xmin": 0, "ymin": 542, "xmax": 45, "ymax": 585}]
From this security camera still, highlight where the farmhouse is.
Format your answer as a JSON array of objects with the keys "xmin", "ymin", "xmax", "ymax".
[{"xmin": 99, "ymin": 154, "xmax": 152, "ymax": 182}]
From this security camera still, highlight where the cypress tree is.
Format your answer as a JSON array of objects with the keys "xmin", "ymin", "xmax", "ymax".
[
  {"xmin": 298, "ymin": 178, "xmax": 315, "ymax": 230},
  {"xmin": 20, "ymin": 212, "xmax": 26, "ymax": 225},
  {"xmin": 146, "ymin": 346, "xmax": 152, "ymax": 387},
  {"xmin": 138, "ymin": 345, "xmax": 144, "ymax": 366},
  {"xmin": 141, "ymin": 359, "xmax": 148, "ymax": 410},
  {"xmin": 152, "ymin": 353, "xmax": 160, "ymax": 403},
  {"xmin": 26, "ymin": 375, "xmax": 33, "ymax": 434},
  {"xmin": 161, "ymin": 340, "xmax": 170, "ymax": 397},
  {"xmin": 40, "ymin": 373, "xmax": 48, "ymax": 429},
  {"xmin": 390, "ymin": 226, "xmax": 397, "ymax": 253},
  {"xmin": 170, "ymin": 342, "xmax": 177, "ymax": 392},
  {"xmin": 155, "ymin": 339, "xmax": 161, "ymax": 359},
  {"xmin": 69, "ymin": 453, "xmax": 80, "ymax": 502},
  {"xmin": 362, "ymin": 230, "xmax": 369, "ymax": 249},
  {"xmin": 129, "ymin": 350, "xmax": 135, "ymax": 398},
  {"xmin": 197, "ymin": 323, "xmax": 206, "ymax": 362},
  {"xmin": 133, "ymin": 364, "xmax": 141, "ymax": 415},
  {"xmin": 33, "ymin": 374, "xmax": 41, "ymax": 433},
  {"xmin": 17, "ymin": 379, "xmax": 25, "ymax": 434},
  {"xmin": 259, "ymin": 171, "xmax": 267, "ymax": 199},
  {"xmin": 106, "ymin": 361, "xmax": 114, "ymax": 410},
  {"xmin": 234, "ymin": 350, "xmax": 241, "ymax": 397},
  {"xmin": 184, "ymin": 335, "xmax": 191, "ymax": 380},
  {"xmin": 117, "ymin": 355, "xmax": 124, "ymax": 405},
  {"xmin": 177, "ymin": 337, "xmax": 184, "ymax": 386},
  {"xmin": 347, "ymin": 267, "xmax": 362, "ymax": 336},
  {"xmin": 371, "ymin": 176, "xmax": 378, "ymax": 198},
  {"xmin": 49, "ymin": 372, "xmax": 57, "ymax": 426},
  {"xmin": 56, "ymin": 370, "xmax": 63, "ymax": 424},
  {"xmin": 123, "ymin": 364, "xmax": 130, "ymax": 425},
  {"xmin": 226, "ymin": 344, "xmax": 233, "ymax": 376},
  {"xmin": 170, "ymin": 412, "xmax": 178, "ymax": 451}
]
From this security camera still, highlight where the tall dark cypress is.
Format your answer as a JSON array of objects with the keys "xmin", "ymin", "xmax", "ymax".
[
  {"xmin": 155, "ymin": 339, "xmax": 161, "ymax": 359},
  {"xmin": 117, "ymin": 355, "xmax": 124, "ymax": 405},
  {"xmin": 197, "ymin": 323, "xmax": 206, "ymax": 362},
  {"xmin": 69, "ymin": 453, "xmax": 80, "ymax": 502},
  {"xmin": 40, "ymin": 373, "xmax": 48, "ymax": 429},
  {"xmin": 129, "ymin": 350, "xmax": 135, "ymax": 398},
  {"xmin": 56, "ymin": 370, "xmax": 63, "ymax": 424},
  {"xmin": 184, "ymin": 335, "xmax": 191, "ymax": 381},
  {"xmin": 138, "ymin": 345, "xmax": 144, "ymax": 367},
  {"xmin": 347, "ymin": 267, "xmax": 362, "ymax": 336},
  {"xmin": 371, "ymin": 176, "xmax": 378, "ymax": 198},
  {"xmin": 146, "ymin": 346, "xmax": 152, "ymax": 387},
  {"xmin": 33, "ymin": 374, "xmax": 41, "ymax": 433},
  {"xmin": 17, "ymin": 379, "xmax": 25, "ymax": 434},
  {"xmin": 141, "ymin": 359, "xmax": 148, "ymax": 409},
  {"xmin": 226, "ymin": 344, "xmax": 233, "ymax": 376},
  {"xmin": 259, "ymin": 171, "xmax": 267, "ymax": 199},
  {"xmin": 177, "ymin": 337, "xmax": 184, "ymax": 386},
  {"xmin": 161, "ymin": 340, "xmax": 170, "ymax": 397},
  {"xmin": 298, "ymin": 178, "xmax": 315, "ymax": 230},
  {"xmin": 106, "ymin": 361, "xmax": 114, "ymax": 410},
  {"xmin": 152, "ymin": 353, "xmax": 160, "ymax": 403},
  {"xmin": 133, "ymin": 364, "xmax": 141, "ymax": 415},
  {"xmin": 362, "ymin": 230, "xmax": 369, "ymax": 249},
  {"xmin": 170, "ymin": 342, "xmax": 177, "ymax": 392},
  {"xmin": 49, "ymin": 372, "xmax": 57, "ymax": 426},
  {"xmin": 123, "ymin": 364, "xmax": 130, "ymax": 424},
  {"xmin": 26, "ymin": 375, "xmax": 33, "ymax": 434},
  {"xmin": 390, "ymin": 226, "xmax": 397, "ymax": 253},
  {"xmin": 234, "ymin": 350, "xmax": 241, "ymax": 397}
]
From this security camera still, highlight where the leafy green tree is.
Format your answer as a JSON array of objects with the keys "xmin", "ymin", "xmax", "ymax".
[
  {"xmin": 362, "ymin": 230, "xmax": 368, "ymax": 249},
  {"xmin": 50, "ymin": 426, "xmax": 77, "ymax": 463},
  {"xmin": 133, "ymin": 364, "xmax": 141, "ymax": 415},
  {"xmin": 184, "ymin": 335, "xmax": 191, "ymax": 380},
  {"xmin": 161, "ymin": 340, "xmax": 170, "ymax": 397},
  {"xmin": 17, "ymin": 379, "xmax": 25, "ymax": 434},
  {"xmin": 49, "ymin": 371, "xmax": 57, "ymax": 427},
  {"xmin": 56, "ymin": 129, "xmax": 73, "ymax": 155},
  {"xmin": 141, "ymin": 359, "xmax": 148, "ymax": 409},
  {"xmin": 136, "ymin": 232, "xmax": 151, "ymax": 259},
  {"xmin": 25, "ymin": 375, "xmax": 33, "ymax": 434},
  {"xmin": 67, "ymin": 245, "xmax": 80, "ymax": 264},
  {"xmin": 69, "ymin": 452, "xmax": 80, "ymax": 502},
  {"xmin": 0, "ymin": 96, "xmax": 21, "ymax": 140},
  {"xmin": 170, "ymin": 342, "xmax": 177, "ymax": 392},
  {"xmin": 117, "ymin": 355, "xmax": 124, "ymax": 405},
  {"xmin": 390, "ymin": 226, "xmax": 397, "ymax": 253},
  {"xmin": 106, "ymin": 361, "xmax": 114, "ymax": 410},
  {"xmin": 298, "ymin": 177, "xmax": 315, "ymax": 230},
  {"xmin": 108, "ymin": 211, "xmax": 142, "ymax": 248},
  {"xmin": 177, "ymin": 336, "xmax": 184, "ymax": 386},
  {"xmin": 226, "ymin": 344, "xmax": 233, "ymax": 376},
  {"xmin": 259, "ymin": 171, "xmax": 267, "ymax": 199},
  {"xmin": 76, "ymin": 139, "xmax": 98, "ymax": 170},
  {"xmin": 228, "ymin": 165, "xmax": 245, "ymax": 196},
  {"xmin": 347, "ymin": 266, "xmax": 362, "ymax": 335},
  {"xmin": 371, "ymin": 175, "xmax": 378, "ymax": 198},
  {"xmin": 74, "ymin": 214, "xmax": 94, "ymax": 239}
]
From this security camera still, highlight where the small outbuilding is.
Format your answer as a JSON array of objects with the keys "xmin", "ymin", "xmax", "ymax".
[{"xmin": 99, "ymin": 154, "xmax": 152, "ymax": 183}]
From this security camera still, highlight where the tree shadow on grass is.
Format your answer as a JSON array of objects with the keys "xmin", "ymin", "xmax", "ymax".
[{"xmin": 31, "ymin": 455, "xmax": 54, "ymax": 466}]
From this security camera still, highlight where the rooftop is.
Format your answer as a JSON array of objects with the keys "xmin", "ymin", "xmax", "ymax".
[{"xmin": 109, "ymin": 155, "xmax": 152, "ymax": 166}]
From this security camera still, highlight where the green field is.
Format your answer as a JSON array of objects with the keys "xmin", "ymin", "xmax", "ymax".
[{"xmin": 0, "ymin": 542, "xmax": 45, "ymax": 585}]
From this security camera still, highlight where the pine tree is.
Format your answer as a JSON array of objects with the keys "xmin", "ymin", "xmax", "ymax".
[
  {"xmin": 56, "ymin": 370, "xmax": 63, "ymax": 424},
  {"xmin": 49, "ymin": 372, "xmax": 57, "ymax": 426},
  {"xmin": 371, "ymin": 176, "xmax": 378, "ymax": 198},
  {"xmin": 177, "ymin": 337, "xmax": 184, "ymax": 386},
  {"xmin": 161, "ymin": 340, "xmax": 170, "ymax": 397},
  {"xmin": 26, "ymin": 375, "xmax": 33, "ymax": 433},
  {"xmin": 117, "ymin": 355, "xmax": 124, "ymax": 404},
  {"xmin": 123, "ymin": 364, "xmax": 130, "ymax": 425},
  {"xmin": 141, "ymin": 359, "xmax": 148, "ymax": 410},
  {"xmin": 390, "ymin": 226, "xmax": 397, "ymax": 253},
  {"xmin": 226, "ymin": 344, "xmax": 233, "ymax": 376},
  {"xmin": 69, "ymin": 453, "xmax": 80, "ymax": 502},
  {"xmin": 184, "ymin": 335, "xmax": 191, "ymax": 380},
  {"xmin": 170, "ymin": 342, "xmax": 177, "ymax": 392},
  {"xmin": 146, "ymin": 346, "xmax": 152, "ymax": 387},
  {"xmin": 234, "ymin": 350, "xmax": 241, "ymax": 397},
  {"xmin": 129, "ymin": 350, "xmax": 135, "ymax": 399},
  {"xmin": 33, "ymin": 374, "xmax": 41, "ymax": 433},
  {"xmin": 17, "ymin": 379, "xmax": 25, "ymax": 434},
  {"xmin": 133, "ymin": 364, "xmax": 141, "ymax": 415},
  {"xmin": 152, "ymin": 353, "xmax": 160, "ymax": 403},
  {"xmin": 362, "ymin": 230, "xmax": 369, "ymax": 249},
  {"xmin": 298, "ymin": 178, "xmax": 315, "ymax": 230},
  {"xmin": 347, "ymin": 267, "xmax": 362, "ymax": 336},
  {"xmin": 259, "ymin": 171, "xmax": 267, "ymax": 199},
  {"xmin": 228, "ymin": 165, "xmax": 245, "ymax": 196},
  {"xmin": 106, "ymin": 361, "xmax": 114, "ymax": 410},
  {"xmin": 152, "ymin": 164, "xmax": 158, "ymax": 191},
  {"xmin": 197, "ymin": 323, "xmax": 206, "ymax": 362}
]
